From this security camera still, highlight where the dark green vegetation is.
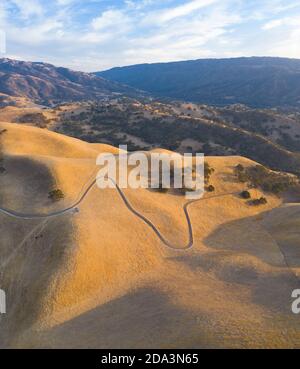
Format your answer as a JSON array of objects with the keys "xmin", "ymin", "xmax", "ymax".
[
  {"xmin": 208, "ymin": 105, "xmax": 300, "ymax": 153},
  {"xmin": 240, "ymin": 190, "xmax": 251, "ymax": 199},
  {"xmin": 48, "ymin": 189, "xmax": 65, "ymax": 202},
  {"xmin": 56, "ymin": 99, "xmax": 300, "ymax": 176},
  {"xmin": 17, "ymin": 113, "xmax": 49, "ymax": 128},
  {"xmin": 250, "ymin": 197, "xmax": 268, "ymax": 206},
  {"xmin": 204, "ymin": 163, "xmax": 215, "ymax": 193},
  {"xmin": 204, "ymin": 162, "xmax": 215, "ymax": 184},
  {"xmin": 234, "ymin": 164, "xmax": 299, "ymax": 195},
  {"xmin": 206, "ymin": 185, "xmax": 215, "ymax": 193},
  {"xmin": 98, "ymin": 57, "xmax": 300, "ymax": 109}
]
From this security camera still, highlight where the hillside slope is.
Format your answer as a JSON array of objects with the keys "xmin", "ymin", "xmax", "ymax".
[
  {"xmin": 98, "ymin": 57, "xmax": 300, "ymax": 108},
  {"xmin": 0, "ymin": 123, "xmax": 299, "ymax": 348},
  {"xmin": 0, "ymin": 59, "xmax": 140, "ymax": 106},
  {"xmin": 8, "ymin": 98, "xmax": 297, "ymax": 176}
]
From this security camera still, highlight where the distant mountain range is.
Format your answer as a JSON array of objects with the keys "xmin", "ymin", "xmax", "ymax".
[
  {"xmin": 98, "ymin": 57, "xmax": 300, "ymax": 108},
  {"xmin": 0, "ymin": 58, "xmax": 140, "ymax": 106},
  {"xmin": 2, "ymin": 57, "xmax": 300, "ymax": 109}
]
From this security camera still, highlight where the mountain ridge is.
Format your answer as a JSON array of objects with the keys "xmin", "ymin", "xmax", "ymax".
[
  {"xmin": 97, "ymin": 57, "xmax": 300, "ymax": 108},
  {"xmin": 0, "ymin": 58, "xmax": 142, "ymax": 106}
]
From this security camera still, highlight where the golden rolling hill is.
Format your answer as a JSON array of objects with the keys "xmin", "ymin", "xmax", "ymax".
[{"xmin": 0, "ymin": 122, "xmax": 299, "ymax": 348}]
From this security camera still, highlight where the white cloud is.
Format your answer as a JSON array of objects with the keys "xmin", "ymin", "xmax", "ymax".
[
  {"xmin": 125, "ymin": 5, "xmax": 241, "ymax": 65},
  {"xmin": 56, "ymin": 0, "xmax": 75, "ymax": 5},
  {"xmin": 144, "ymin": 0, "xmax": 218, "ymax": 25},
  {"xmin": 0, "ymin": 3, "xmax": 7, "ymax": 24},
  {"xmin": 2, "ymin": 0, "xmax": 300, "ymax": 72},
  {"xmin": 267, "ymin": 29, "xmax": 300, "ymax": 58},
  {"xmin": 79, "ymin": 32, "xmax": 113, "ymax": 44},
  {"xmin": 91, "ymin": 10, "xmax": 130, "ymax": 31},
  {"xmin": 262, "ymin": 19, "xmax": 283, "ymax": 30},
  {"xmin": 125, "ymin": 0, "xmax": 155, "ymax": 10},
  {"xmin": 9, "ymin": 19, "xmax": 64, "ymax": 46},
  {"xmin": 263, "ymin": 15, "xmax": 300, "ymax": 30},
  {"xmin": 262, "ymin": 14, "xmax": 300, "ymax": 58},
  {"xmin": 10, "ymin": 0, "xmax": 44, "ymax": 18}
]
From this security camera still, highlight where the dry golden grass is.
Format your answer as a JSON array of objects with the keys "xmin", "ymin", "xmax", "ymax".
[{"xmin": 0, "ymin": 122, "xmax": 299, "ymax": 348}]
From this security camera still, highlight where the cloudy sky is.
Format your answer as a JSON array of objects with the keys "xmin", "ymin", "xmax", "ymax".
[{"xmin": 0, "ymin": 0, "xmax": 300, "ymax": 72}]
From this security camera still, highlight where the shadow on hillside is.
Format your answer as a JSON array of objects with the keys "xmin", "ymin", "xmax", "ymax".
[
  {"xmin": 0, "ymin": 213, "xmax": 74, "ymax": 349},
  {"xmin": 32, "ymin": 287, "xmax": 207, "ymax": 349},
  {"xmin": 170, "ymin": 252, "xmax": 297, "ymax": 314},
  {"xmin": 203, "ymin": 212, "xmax": 300, "ymax": 269},
  {"xmin": 0, "ymin": 157, "xmax": 75, "ymax": 348},
  {"xmin": 261, "ymin": 205, "xmax": 300, "ymax": 270},
  {"xmin": 0, "ymin": 154, "xmax": 55, "ymax": 212},
  {"xmin": 169, "ymin": 208, "xmax": 300, "ymax": 313}
]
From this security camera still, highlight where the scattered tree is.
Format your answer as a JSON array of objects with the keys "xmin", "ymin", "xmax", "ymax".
[
  {"xmin": 206, "ymin": 185, "xmax": 215, "ymax": 192},
  {"xmin": 251, "ymin": 197, "xmax": 268, "ymax": 206},
  {"xmin": 234, "ymin": 164, "xmax": 248, "ymax": 182},
  {"xmin": 240, "ymin": 190, "xmax": 251, "ymax": 199},
  {"xmin": 48, "ymin": 189, "xmax": 65, "ymax": 202},
  {"xmin": 204, "ymin": 162, "xmax": 215, "ymax": 184},
  {"xmin": 235, "ymin": 164, "xmax": 298, "ymax": 194}
]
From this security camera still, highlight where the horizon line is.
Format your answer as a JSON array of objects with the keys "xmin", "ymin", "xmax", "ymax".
[{"xmin": 1, "ymin": 55, "xmax": 300, "ymax": 74}]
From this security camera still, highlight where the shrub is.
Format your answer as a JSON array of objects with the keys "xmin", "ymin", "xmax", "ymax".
[
  {"xmin": 204, "ymin": 162, "xmax": 215, "ymax": 183},
  {"xmin": 48, "ymin": 189, "xmax": 65, "ymax": 202},
  {"xmin": 206, "ymin": 185, "xmax": 215, "ymax": 192},
  {"xmin": 251, "ymin": 197, "xmax": 268, "ymax": 206},
  {"xmin": 240, "ymin": 190, "xmax": 251, "ymax": 199},
  {"xmin": 235, "ymin": 164, "xmax": 298, "ymax": 194},
  {"xmin": 234, "ymin": 164, "xmax": 248, "ymax": 182},
  {"xmin": 17, "ymin": 113, "xmax": 49, "ymax": 127},
  {"xmin": 235, "ymin": 164, "xmax": 245, "ymax": 172},
  {"xmin": 237, "ymin": 171, "xmax": 249, "ymax": 182}
]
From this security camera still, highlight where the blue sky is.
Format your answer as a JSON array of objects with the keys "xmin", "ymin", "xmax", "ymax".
[{"xmin": 0, "ymin": 0, "xmax": 300, "ymax": 71}]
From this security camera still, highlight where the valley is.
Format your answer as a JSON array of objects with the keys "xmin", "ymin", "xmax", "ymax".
[{"xmin": 2, "ymin": 97, "xmax": 300, "ymax": 176}]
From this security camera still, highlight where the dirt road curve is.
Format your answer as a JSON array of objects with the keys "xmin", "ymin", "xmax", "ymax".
[{"xmin": 0, "ymin": 177, "xmax": 238, "ymax": 250}]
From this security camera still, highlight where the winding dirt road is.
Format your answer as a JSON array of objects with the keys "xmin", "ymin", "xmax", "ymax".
[{"xmin": 0, "ymin": 177, "xmax": 238, "ymax": 250}]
